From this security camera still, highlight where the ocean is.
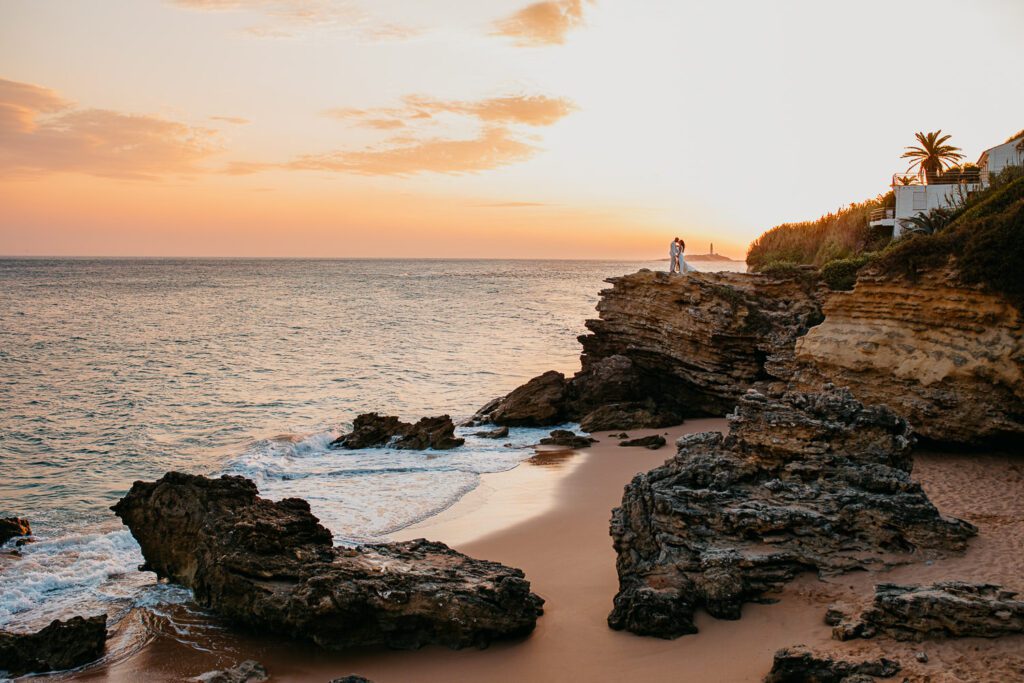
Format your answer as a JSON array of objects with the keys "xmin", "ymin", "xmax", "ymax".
[{"xmin": 0, "ymin": 258, "xmax": 745, "ymax": 646}]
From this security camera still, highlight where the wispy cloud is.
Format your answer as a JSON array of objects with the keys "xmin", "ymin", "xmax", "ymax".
[
  {"xmin": 492, "ymin": 0, "xmax": 591, "ymax": 46},
  {"xmin": 0, "ymin": 78, "xmax": 220, "ymax": 180},
  {"xmin": 288, "ymin": 127, "xmax": 535, "ymax": 176},
  {"xmin": 210, "ymin": 115, "xmax": 250, "ymax": 124},
  {"xmin": 169, "ymin": 0, "xmax": 421, "ymax": 40},
  {"xmin": 324, "ymin": 94, "xmax": 576, "ymax": 129},
  {"xmin": 224, "ymin": 94, "xmax": 576, "ymax": 177}
]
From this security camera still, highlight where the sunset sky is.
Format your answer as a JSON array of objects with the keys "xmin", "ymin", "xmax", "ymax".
[{"xmin": 2, "ymin": 0, "xmax": 1022, "ymax": 259}]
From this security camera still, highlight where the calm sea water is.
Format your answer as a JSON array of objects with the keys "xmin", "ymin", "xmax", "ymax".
[{"xmin": 0, "ymin": 257, "xmax": 744, "ymax": 641}]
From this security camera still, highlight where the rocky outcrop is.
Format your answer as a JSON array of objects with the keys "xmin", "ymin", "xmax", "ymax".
[
  {"xmin": 0, "ymin": 517, "xmax": 31, "ymax": 545},
  {"xmin": 0, "ymin": 615, "xmax": 107, "ymax": 677},
  {"xmin": 329, "ymin": 677, "xmax": 373, "ymax": 683},
  {"xmin": 331, "ymin": 413, "xmax": 464, "ymax": 450},
  {"xmin": 608, "ymin": 387, "xmax": 976, "ymax": 638},
  {"xmin": 475, "ymin": 271, "xmax": 822, "ymax": 430},
  {"xmin": 764, "ymin": 645, "xmax": 900, "ymax": 683},
  {"xmin": 829, "ymin": 582, "xmax": 1024, "ymax": 642},
  {"xmin": 194, "ymin": 660, "xmax": 269, "ymax": 683},
  {"xmin": 112, "ymin": 472, "xmax": 543, "ymax": 651},
  {"xmin": 793, "ymin": 266, "xmax": 1024, "ymax": 445},
  {"xmin": 618, "ymin": 435, "xmax": 666, "ymax": 450},
  {"xmin": 539, "ymin": 430, "xmax": 596, "ymax": 449}
]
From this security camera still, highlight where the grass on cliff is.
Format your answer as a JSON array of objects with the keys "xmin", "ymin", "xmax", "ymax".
[
  {"xmin": 746, "ymin": 192, "xmax": 894, "ymax": 273},
  {"xmin": 873, "ymin": 166, "xmax": 1024, "ymax": 310}
]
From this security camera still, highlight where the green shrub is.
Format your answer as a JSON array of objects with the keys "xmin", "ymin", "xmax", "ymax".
[
  {"xmin": 874, "ymin": 168, "xmax": 1024, "ymax": 310},
  {"xmin": 819, "ymin": 253, "xmax": 876, "ymax": 291}
]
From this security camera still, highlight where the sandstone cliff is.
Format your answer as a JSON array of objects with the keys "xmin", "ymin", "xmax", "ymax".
[{"xmin": 793, "ymin": 265, "xmax": 1024, "ymax": 445}]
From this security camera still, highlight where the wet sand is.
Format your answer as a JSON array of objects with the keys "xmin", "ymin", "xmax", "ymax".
[{"xmin": 76, "ymin": 421, "xmax": 1024, "ymax": 682}]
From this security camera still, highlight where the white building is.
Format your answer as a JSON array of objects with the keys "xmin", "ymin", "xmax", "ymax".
[{"xmin": 871, "ymin": 136, "xmax": 1024, "ymax": 238}]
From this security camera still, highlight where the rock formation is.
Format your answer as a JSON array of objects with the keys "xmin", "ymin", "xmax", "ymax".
[
  {"xmin": 472, "ymin": 426, "xmax": 509, "ymax": 439},
  {"xmin": 0, "ymin": 517, "xmax": 31, "ymax": 545},
  {"xmin": 194, "ymin": 660, "xmax": 269, "ymax": 683},
  {"xmin": 764, "ymin": 645, "xmax": 900, "ymax": 683},
  {"xmin": 331, "ymin": 413, "xmax": 464, "ymax": 450},
  {"xmin": 0, "ymin": 615, "xmax": 107, "ymax": 677},
  {"xmin": 617, "ymin": 435, "xmax": 666, "ymax": 450},
  {"xmin": 539, "ymin": 430, "xmax": 596, "ymax": 449},
  {"xmin": 608, "ymin": 387, "xmax": 976, "ymax": 638},
  {"xmin": 793, "ymin": 266, "xmax": 1024, "ymax": 445},
  {"xmin": 829, "ymin": 582, "xmax": 1024, "ymax": 642},
  {"xmin": 474, "ymin": 270, "xmax": 823, "ymax": 430},
  {"xmin": 112, "ymin": 472, "xmax": 543, "ymax": 651}
]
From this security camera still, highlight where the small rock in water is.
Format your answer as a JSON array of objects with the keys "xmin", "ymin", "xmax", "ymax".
[
  {"xmin": 194, "ymin": 660, "xmax": 268, "ymax": 683},
  {"xmin": 331, "ymin": 413, "xmax": 464, "ymax": 450},
  {"xmin": 0, "ymin": 517, "xmax": 31, "ymax": 545},
  {"xmin": 0, "ymin": 614, "xmax": 107, "ymax": 677},
  {"xmin": 539, "ymin": 430, "xmax": 596, "ymax": 449},
  {"xmin": 617, "ymin": 435, "xmax": 666, "ymax": 450},
  {"xmin": 472, "ymin": 426, "xmax": 509, "ymax": 439}
]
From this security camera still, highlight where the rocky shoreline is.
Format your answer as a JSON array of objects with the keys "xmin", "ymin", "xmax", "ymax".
[{"xmin": 6, "ymin": 264, "xmax": 1022, "ymax": 681}]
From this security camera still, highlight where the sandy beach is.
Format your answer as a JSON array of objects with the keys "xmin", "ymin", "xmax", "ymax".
[{"xmin": 73, "ymin": 420, "xmax": 1023, "ymax": 682}]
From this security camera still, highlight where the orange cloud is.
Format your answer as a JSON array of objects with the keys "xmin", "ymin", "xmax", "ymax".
[
  {"xmin": 210, "ymin": 115, "xmax": 251, "ymax": 124},
  {"xmin": 169, "ymin": 0, "xmax": 421, "ymax": 40},
  {"xmin": 325, "ymin": 94, "xmax": 575, "ymax": 128},
  {"xmin": 0, "ymin": 78, "xmax": 220, "ymax": 180},
  {"xmin": 492, "ymin": 0, "xmax": 590, "ymax": 46},
  {"xmin": 288, "ymin": 127, "xmax": 535, "ymax": 176}
]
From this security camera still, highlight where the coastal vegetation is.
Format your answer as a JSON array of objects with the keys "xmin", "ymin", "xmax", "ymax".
[
  {"xmin": 875, "ymin": 165, "xmax": 1024, "ymax": 309},
  {"xmin": 745, "ymin": 193, "xmax": 893, "ymax": 278}
]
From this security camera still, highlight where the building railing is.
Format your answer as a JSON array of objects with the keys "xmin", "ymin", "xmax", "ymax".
[
  {"xmin": 891, "ymin": 171, "xmax": 982, "ymax": 187},
  {"xmin": 869, "ymin": 208, "xmax": 895, "ymax": 222}
]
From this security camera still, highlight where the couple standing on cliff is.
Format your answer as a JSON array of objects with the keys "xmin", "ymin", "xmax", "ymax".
[{"xmin": 669, "ymin": 237, "xmax": 692, "ymax": 275}]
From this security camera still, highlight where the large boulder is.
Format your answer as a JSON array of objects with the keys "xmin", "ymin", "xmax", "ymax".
[
  {"xmin": 0, "ymin": 615, "xmax": 107, "ymax": 677},
  {"xmin": 473, "ymin": 371, "xmax": 570, "ymax": 426},
  {"xmin": 331, "ymin": 413, "xmax": 464, "ymax": 450},
  {"xmin": 608, "ymin": 387, "xmax": 976, "ymax": 638},
  {"xmin": 0, "ymin": 517, "xmax": 31, "ymax": 545},
  {"xmin": 764, "ymin": 645, "xmax": 900, "ymax": 683},
  {"xmin": 829, "ymin": 582, "xmax": 1024, "ymax": 642},
  {"xmin": 578, "ymin": 402, "xmax": 678, "ymax": 433},
  {"xmin": 112, "ymin": 473, "xmax": 543, "ymax": 650}
]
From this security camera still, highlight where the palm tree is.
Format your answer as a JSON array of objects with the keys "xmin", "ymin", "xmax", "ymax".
[{"xmin": 901, "ymin": 130, "xmax": 964, "ymax": 183}]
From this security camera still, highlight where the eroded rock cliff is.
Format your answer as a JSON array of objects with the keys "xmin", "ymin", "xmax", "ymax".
[
  {"xmin": 608, "ymin": 387, "xmax": 976, "ymax": 638},
  {"xmin": 475, "ymin": 269, "xmax": 824, "ymax": 430},
  {"xmin": 112, "ymin": 472, "xmax": 543, "ymax": 651},
  {"xmin": 793, "ymin": 266, "xmax": 1024, "ymax": 445}
]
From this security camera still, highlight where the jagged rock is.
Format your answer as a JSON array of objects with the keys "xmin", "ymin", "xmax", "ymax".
[
  {"xmin": 329, "ymin": 677, "xmax": 373, "ymax": 683},
  {"xmin": 331, "ymin": 413, "xmax": 465, "ymax": 450},
  {"xmin": 764, "ymin": 645, "xmax": 900, "ymax": 683},
  {"xmin": 472, "ymin": 426, "xmax": 509, "ymax": 439},
  {"xmin": 539, "ymin": 430, "xmax": 596, "ymax": 449},
  {"xmin": 617, "ymin": 435, "xmax": 666, "ymax": 450},
  {"xmin": 475, "ymin": 271, "xmax": 823, "ymax": 430},
  {"xmin": 112, "ymin": 473, "xmax": 543, "ymax": 651},
  {"xmin": 830, "ymin": 582, "xmax": 1024, "ymax": 642},
  {"xmin": 194, "ymin": 660, "xmax": 268, "ymax": 683},
  {"xmin": 579, "ymin": 270, "xmax": 824, "ymax": 416},
  {"xmin": 0, "ymin": 615, "xmax": 107, "ymax": 677},
  {"xmin": 0, "ymin": 517, "xmax": 31, "ymax": 545},
  {"xmin": 608, "ymin": 387, "xmax": 976, "ymax": 638},
  {"xmin": 578, "ymin": 402, "xmax": 679, "ymax": 433},
  {"xmin": 793, "ymin": 265, "xmax": 1024, "ymax": 445},
  {"xmin": 474, "ymin": 371, "xmax": 570, "ymax": 426}
]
